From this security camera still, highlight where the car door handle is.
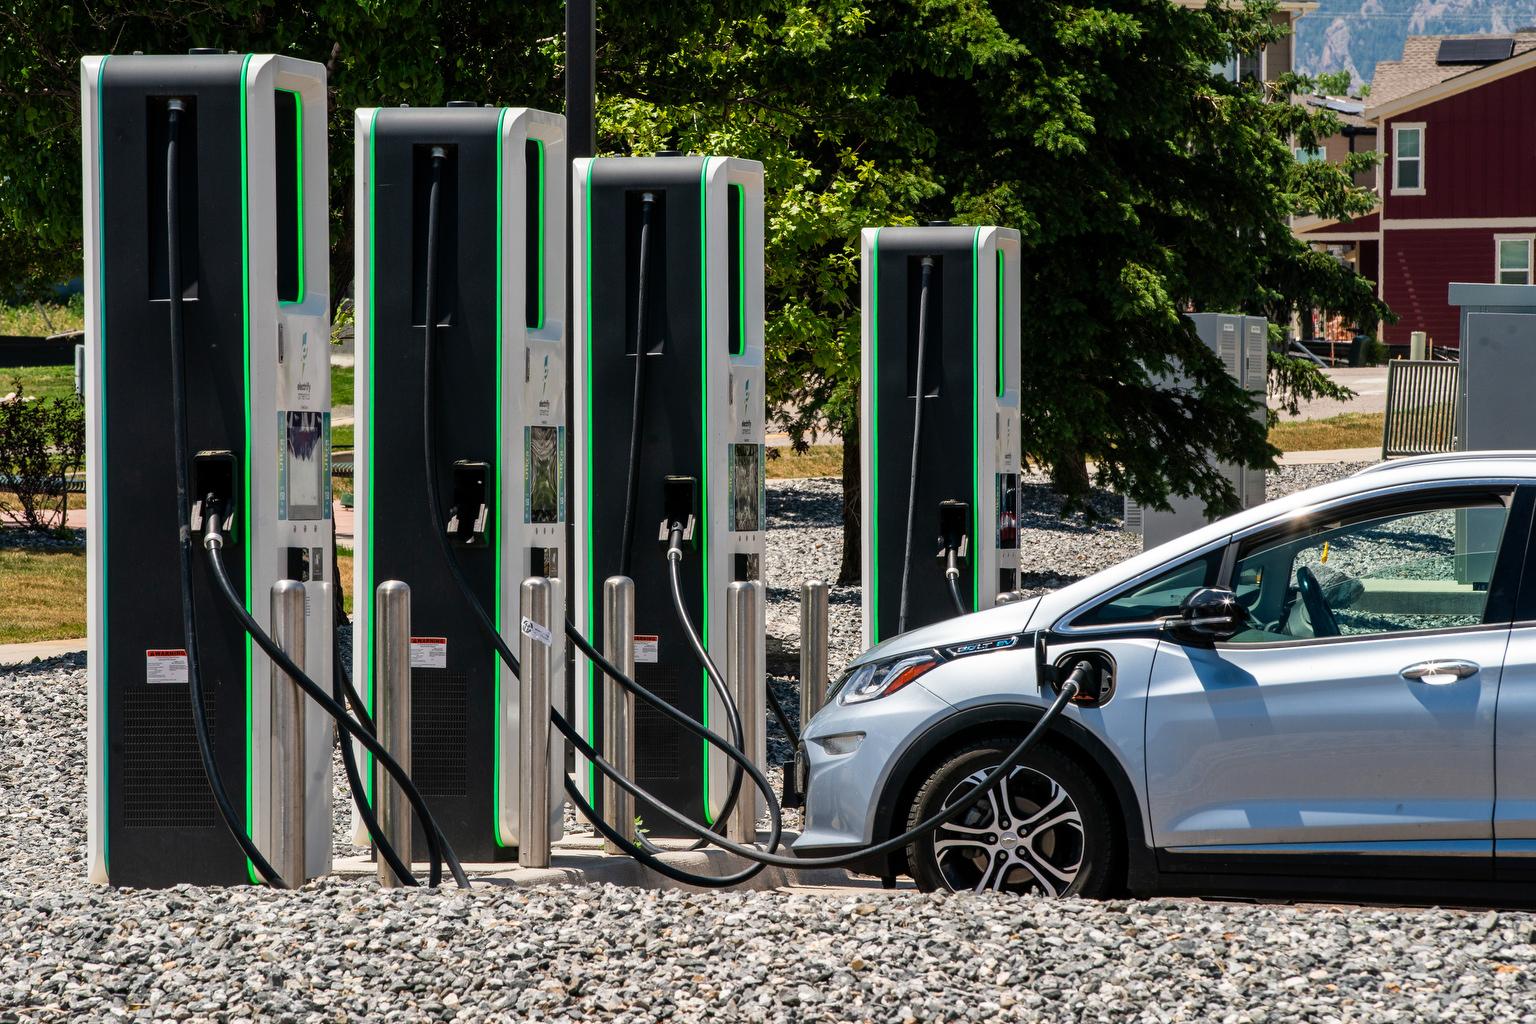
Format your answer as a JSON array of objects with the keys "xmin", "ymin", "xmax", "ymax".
[{"xmin": 1400, "ymin": 660, "xmax": 1481, "ymax": 685}]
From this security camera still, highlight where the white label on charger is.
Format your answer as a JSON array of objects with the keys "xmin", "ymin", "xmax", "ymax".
[
  {"xmin": 520, "ymin": 617, "xmax": 553, "ymax": 648},
  {"xmin": 410, "ymin": 637, "xmax": 448, "ymax": 669},
  {"xmin": 145, "ymin": 649, "xmax": 189, "ymax": 685},
  {"xmin": 634, "ymin": 635, "xmax": 659, "ymax": 664}
]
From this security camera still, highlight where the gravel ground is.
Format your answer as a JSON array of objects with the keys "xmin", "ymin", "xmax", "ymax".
[{"xmin": 19, "ymin": 462, "xmax": 1534, "ymax": 1022}]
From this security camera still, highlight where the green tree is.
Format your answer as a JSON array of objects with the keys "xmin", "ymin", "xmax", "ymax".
[{"xmin": 1, "ymin": 0, "xmax": 1387, "ymax": 585}]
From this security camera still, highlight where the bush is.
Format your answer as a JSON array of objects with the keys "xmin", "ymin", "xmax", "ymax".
[{"xmin": 0, "ymin": 376, "xmax": 85, "ymax": 532}]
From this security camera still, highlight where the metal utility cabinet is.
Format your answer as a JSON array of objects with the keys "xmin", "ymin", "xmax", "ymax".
[{"xmin": 1125, "ymin": 313, "xmax": 1268, "ymax": 550}]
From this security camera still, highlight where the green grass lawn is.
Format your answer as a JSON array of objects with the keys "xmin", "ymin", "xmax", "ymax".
[
  {"xmin": 332, "ymin": 422, "xmax": 354, "ymax": 450},
  {"xmin": 337, "ymin": 545, "xmax": 354, "ymax": 615},
  {"xmin": 3, "ymin": 365, "xmax": 78, "ymax": 402},
  {"xmin": 767, "ymin": 444, "xmax": 843, "ymax": 478},
  {"xmin": 332, "ymin": 364, "xmax": 354, "ymax": 406},
  {"xmin": 0, "ymin": 546, "xmax": 86, "ymax": 644},
  {"xmin": 1268, "ymin": 412, "xmax": 1384, "ymax": 452}
]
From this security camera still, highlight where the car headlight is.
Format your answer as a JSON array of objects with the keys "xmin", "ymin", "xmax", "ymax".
[{"xmin": 836, "ymin": 650, "xmax": 943, "ymax": 705}]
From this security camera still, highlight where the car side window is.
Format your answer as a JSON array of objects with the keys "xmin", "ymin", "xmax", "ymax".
[
  {"xmin": 1225, "ymin": 497, "xmax": 1511, "ymax": 643},
  {"xmin": 1073, "ymin": 550, "xmax": 1222, "ymax": 627}
]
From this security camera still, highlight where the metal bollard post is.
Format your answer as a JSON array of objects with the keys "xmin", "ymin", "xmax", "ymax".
[
  {"xmin": 269, "ymin": 580, "xmax": 306, "ymax": 889},
  {"xmin": 600, "ymin": 576, "xmax": 636, "ymax": 855},
  {"xmin": 518, "ymin": 577, "xmax": 556, "ymax": 868},
  {"xmin": 799, "ymin": 580, "xmax": 830, "ymax": 736},
  {"xmin": 726, "ymin": 580, "xmax": 764, "ymax": 844},
  {"xmin": 995, "ymin": 590, "xmax": 1024, "ymax": 607},
  {"xmin": 374, "ymin": 580, "xmax": 412, "ymax": 887}
]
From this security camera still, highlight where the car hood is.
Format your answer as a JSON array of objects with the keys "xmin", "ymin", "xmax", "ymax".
[{"xmin": 850, "ymin": 597, "xmax": 1042, "ymax": 667}]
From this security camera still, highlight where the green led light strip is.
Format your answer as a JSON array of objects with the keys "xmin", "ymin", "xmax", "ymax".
[
  {"xmin": 730, "ymin": 182, "xmax": 746, "ymax": 356},
  {"xmin": 95, "ymin": 55, "xmax": 111, "ymax": 875},
  {"xmin": 996, "ymin": 247, "xmax": 1004, "ymax": 399},
  {"xmin": 970, "ymin": 228, "xmax": 981, "ymax": 613},
  {"xmin": 363, "ymin": 108, "xmax": 380, "ymax": 806},
  {"xmin": 239, "ymin": 52, "xmax": 258, "ymax": 885},
  {"xmin": 493, "ymin": 108, "xmax": 509, "ymax": 846},
  {"xmin": 869, "ymin": 229, "xmax": 881, "ymax": 644},
  {"xmin": 530, "ymin": 137, "xmax": 546, "ymax": 331},
  {"xmin": 698, "ymin": 158, "xmax": 714, "ymax": 823},
  {"xmin": 581, "ymin": 158, "xmax": 597, "ymax": 798},
  {"xmin": 277, "ymin": 87, "xmax": 305, "ymax": 307}
]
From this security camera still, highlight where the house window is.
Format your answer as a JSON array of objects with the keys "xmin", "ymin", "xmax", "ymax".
[
  {"xmin": 1237, "ymin": 50, "xmax": 1264, "ymax": 82},
  {"xmin": 1215, "ymin": 50, "xmax": 1264, "ymax": 84},
  {"xmin": 1497, "ymin": 237, "xmax": 1533, "ymax": 285},
  {"xmin": 1392, "ymin": 123, "xmax": 1425, "ymax": 195},
  {"xmin": 1294, "ymin": 146, "xmax": 1325, "ymax": 164}
]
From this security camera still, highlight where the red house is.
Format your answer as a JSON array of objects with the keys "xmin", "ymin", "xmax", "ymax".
[{"xmin": 1298, "ymin": 33, "xmax": 1536, "ymax": 351}]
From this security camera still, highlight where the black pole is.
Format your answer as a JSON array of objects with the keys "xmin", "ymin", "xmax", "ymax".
[
  {"xmin": 566, "ymin": 0, "xmax": 596, "ymax": 161},
  {"xmin": 564, "ymin": 0, "xmax": 596, "ymax": 767}
]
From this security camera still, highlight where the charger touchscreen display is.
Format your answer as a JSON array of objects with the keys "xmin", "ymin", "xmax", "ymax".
[{"xmin": 280, "ymin": 411, "xmax": 328, "ymax": 521}]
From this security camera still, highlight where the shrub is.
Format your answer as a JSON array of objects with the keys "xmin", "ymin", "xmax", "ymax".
[{"xmin": 0, "ymin": 375, "xmax": 85, "ymax": 533}]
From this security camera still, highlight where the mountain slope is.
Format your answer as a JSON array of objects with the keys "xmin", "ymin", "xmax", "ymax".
[{"xmin": 1295, "ymin": 0, "xmax": 1536, "ymax": 88}]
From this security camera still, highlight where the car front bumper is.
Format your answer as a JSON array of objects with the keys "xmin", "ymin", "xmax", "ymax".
[{"xmin": 792, "ymin": 679, "xmax": 954, "ymax": 855}]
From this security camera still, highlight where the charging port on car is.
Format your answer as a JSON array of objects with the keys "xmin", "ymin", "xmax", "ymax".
[{"xmin": 1053, "ymin": 649, "xmax": 1116, "ymax": 707}]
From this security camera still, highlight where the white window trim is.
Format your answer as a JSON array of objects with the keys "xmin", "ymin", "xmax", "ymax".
[
  {"xmin": 1495, "ymin": 234, "xmax": 1535, "ymax": 286},
  {"xmin": 1392, "ymin": 122, "xmax": 1426, "ymax": 196}
]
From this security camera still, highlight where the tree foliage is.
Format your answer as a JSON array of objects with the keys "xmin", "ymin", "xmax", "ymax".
[{"xmin": 0, "ymin": 0, "xmax": 1389, "ymax": 576}]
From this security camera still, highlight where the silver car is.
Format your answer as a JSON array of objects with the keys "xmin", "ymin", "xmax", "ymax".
[{"xmin": 794, "ymin": 453, "xmax": 1536, "ymax": 901}]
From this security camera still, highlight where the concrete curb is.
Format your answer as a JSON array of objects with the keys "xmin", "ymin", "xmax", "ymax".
[
  {"xmin": 333, "ymin": 834, "xmax": 857, "ymax": 892},
  {"xmin": 0, "ymin": 638, "xmax": 86, "ymax": 667}
]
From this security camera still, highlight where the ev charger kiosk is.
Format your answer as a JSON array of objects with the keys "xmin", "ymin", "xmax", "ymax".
[
  {"xmin": 82, "ymin": 52, "xmax": 334, "ymax": 886},
  {"xmin": 860, "ymin": 225, "xmax": 1023, "ymax": 648},
  {"xmin": 572, "ymin": 155, "xmax": 767, "ymax": 835},
  {"xmin": 1124, "ymin": 313, "xmax": 1268, "ymax": 550},
  {"xmin": 353, "ymin": 104, "xmax": 567, "ymax": 862}
]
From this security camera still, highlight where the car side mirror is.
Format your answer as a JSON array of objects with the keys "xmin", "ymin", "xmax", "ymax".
[{"xmin": 1172, "ymin": 587, "xmax": 1245, "ymax": 643}]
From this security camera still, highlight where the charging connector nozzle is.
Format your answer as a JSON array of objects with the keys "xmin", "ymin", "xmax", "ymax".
[
  {"xmin": 659, "ymin": 475, "xmax": 698, "ymax": 553},
  {"xmin": 189, "ymin": 450, "xmax": 238, "ymax": 540}
]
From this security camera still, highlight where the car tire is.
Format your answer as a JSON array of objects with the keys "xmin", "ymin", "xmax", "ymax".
[{"xmin": 905, "ymin": 739, "xmax": 1116, "ymax": 898}]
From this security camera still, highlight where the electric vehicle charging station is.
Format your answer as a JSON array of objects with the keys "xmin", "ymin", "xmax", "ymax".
[
  {"xmin": 859, "ymin": 225, "xmax": 1022, "ymax": 648},
  {"xmin": 353, "ymin": 104, "xmax": 568, "ymax": 863},
  {"xmin": 1124, "ymin": 312, "xmax": 1268, "ymax": 549},
  {"xmin": 81, "ymin": 52, "xmax": 334, "ymax": 887},
  {"xmin": 572, "ymin": 155, "xmax": 768, "ymax": 836}
]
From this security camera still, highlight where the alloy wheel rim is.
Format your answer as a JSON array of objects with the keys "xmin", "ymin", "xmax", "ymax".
[{"xmin": 931, "ymin": 765, "xmax": 1084, "ymax": 896}]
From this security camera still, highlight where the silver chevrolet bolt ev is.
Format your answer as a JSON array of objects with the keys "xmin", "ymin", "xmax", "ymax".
[{"xmin": 794, "ymin": 454, "xmax": 1536, "ymax": 902}]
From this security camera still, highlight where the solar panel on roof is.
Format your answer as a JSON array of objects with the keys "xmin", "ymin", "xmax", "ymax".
[{"xmin": 1436, "ymin": 37, "xmax": 1515, "ymax": 65}]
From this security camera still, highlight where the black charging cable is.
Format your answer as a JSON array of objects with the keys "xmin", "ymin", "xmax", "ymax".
[
  {"xmin": 945, "ymin": 557, "xmax": 966, "ymax": 618},
  {"xmin": 200, "ymin": 506, "xmax": 469, "ymax": 888},
  {"xmin": 408, "ymin": 151, "xmax": 777, "ymax": 885},
  {"xmin": 618, "ymin": 192, "xmax": 657, "ymax": 577},
  {"xmin": 162, "ymin": 98, "xmax": 286, "ymax": 889},
  {"xmin": 324, "ymin": 519, "xmax": 414, "ymax": 886},
  {"xmin": 562, "ymin": 652, "xmax": 1087, "ymax": 870},
  {"xmin": 897, "ymin": 256, "xmax": 936, "ymax": 635},
  {"xmin": 662, "ymin": 523, "xmax": 750, "ymax": 852}
]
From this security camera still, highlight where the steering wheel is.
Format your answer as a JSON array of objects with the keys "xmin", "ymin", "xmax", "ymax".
[{"xmin": 1295, "ymin": 565, "xmax": 1341, "ymax": 638}]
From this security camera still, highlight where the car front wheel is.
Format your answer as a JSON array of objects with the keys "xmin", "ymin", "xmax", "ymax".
[{"xmin": 905, "ymin": 740, "xmax": 1115, "ymax": 897}]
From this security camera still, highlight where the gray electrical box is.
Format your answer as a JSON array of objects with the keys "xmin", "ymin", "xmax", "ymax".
[
  {"xmin": 1449, "ymin": 283, "xmax": 1536, "ymax": 451},
  {"xmin": 1125, "ymin": 313, "xmax": 1268, "ymax": 550},
  {"xmin": 1448, "ymin": 283, "xmax": 1536, "ymax": 582}
]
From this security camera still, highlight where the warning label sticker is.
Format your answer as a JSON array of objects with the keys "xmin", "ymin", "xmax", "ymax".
[
  {"xmin": 146, "ymin": 649, "xmax": 189, "ymax": 685},
  {"xmin": 634, "ymin": 635, "xmax": 659, "ymax": 664},
  {"xmin": 410, "ymin": 637, "xmax": 448, "ymax": 669}
]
